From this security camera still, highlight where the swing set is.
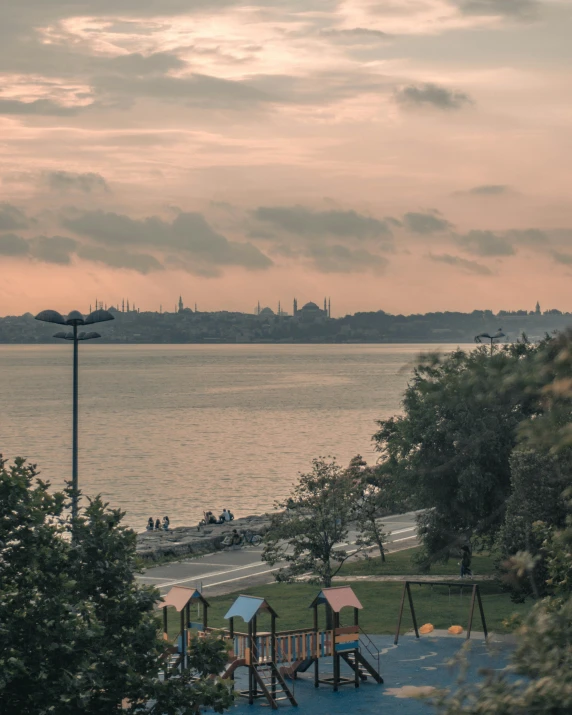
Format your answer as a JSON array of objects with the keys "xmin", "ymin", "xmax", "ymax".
[{"xmin": 394, "ymin": 580, "xmax": 488, "ymax": 645}]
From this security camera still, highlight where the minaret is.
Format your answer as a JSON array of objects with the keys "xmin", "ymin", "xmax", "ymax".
[
  {"xmin": 278, "ymin": 300, "xmax": 281, "ymax": 316},
  {"xmin": 328, "ymin": 297, "xmax": 331, "ymax": 318},
  {"xmin": 122, "ymin": 298, "xmax": 125, "ymax": 312},
  {"xmin": 126, "ymin": 299, "xmax": 130, "ymax": 312},
  {"xmin": 324, "ymin": 297, "xmax": 327, "ymax": 314},
  {"xmin": 293, "ymin": 298, "xmax": 298, "ymax": 316},
  {"xmin": 257, "ymin": 301, "xmax": 261, "ymax": 315},
  {"xmin": 89, "ymin": 304, "xmax": 92, "ymax": 314},
  {"xmin": 178, "ymin": 296, "xmax": 184, "ymax": 312},
  {"xmin": 195, "ymin": 302, "xmax": 197, "ymax": 312}
]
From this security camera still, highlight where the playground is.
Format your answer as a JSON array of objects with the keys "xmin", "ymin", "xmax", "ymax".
[{"xmin": 158, "ymin": 581, "xmax": 516, "ymax": 713}]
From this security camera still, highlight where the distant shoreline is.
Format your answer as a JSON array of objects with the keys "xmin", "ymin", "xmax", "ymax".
[{"xmin": 0, "ymin": 338, "xmax": 508, "ymax": 345}]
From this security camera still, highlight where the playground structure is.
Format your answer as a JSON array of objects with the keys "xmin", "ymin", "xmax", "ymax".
[
  {"xmin": 159, "ymin": 587, "xmax": 209, "ymax": 672},
  {"xmin": 159, "ymin": 585, "xmax": 383, "ymax": 710},
  {"xmin": 394, "ymin": 580, "xmax": 488, "ymax": 645}
]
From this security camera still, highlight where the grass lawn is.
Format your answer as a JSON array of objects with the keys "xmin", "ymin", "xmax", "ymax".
[
  {"xmin": 165, "ymin": 578, "xmax": 531, "ymax": 639},
  {"xmin": 340, "ymin": 546, "xmax": 497, "ymax": 577}
]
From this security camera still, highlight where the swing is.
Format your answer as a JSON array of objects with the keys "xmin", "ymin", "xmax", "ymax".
[
  {"xmin": 447, "ymin": 585, "xmax": 463, "ymax": 635},
  {"xmin": 395, "ymin": 580, "xmax": 488, "ymax": 645},
  {"xmin": 418, "ymin": 584, "xmax": 434, "ymax": 634}
]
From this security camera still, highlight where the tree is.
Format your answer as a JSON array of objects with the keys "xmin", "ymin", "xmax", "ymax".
[
  {"xmin": 347, "ymin": 455, "xmax": 393, "ymax": 562},
  {"xmin": 431, "ymin": 332, "xmax": 572, "ymax": 714},
  {"xmin": 495, "ymin": 449, "xmax": 569, "ymax": 600},
  {"xmin": 262, "ymin": 457, "xmax": 365, "ymax": 587},
  {"xmin": 0, "ymin": 456, "xmax": 233, "ymax": 715},
  {"xmin": 373, "ymin": 341, "xmax": 546, "ymax": 566}
]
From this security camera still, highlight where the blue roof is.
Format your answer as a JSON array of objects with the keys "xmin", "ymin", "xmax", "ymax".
[{"xmin": 224, "ymin": 595, "xmax": 277, "ymax": 623}]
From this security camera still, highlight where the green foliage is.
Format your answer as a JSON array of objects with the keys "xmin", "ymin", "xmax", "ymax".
[
  {"xmin": 187, "ymin": 633, "xmax": 231, "ymax": 678},
  {"xmin": 0, "ymin": 456, "xmax": 232, "ymax": 714},
  {"xmin": 373, "ymin": 341, "xmax": 547, "ymax": 565},
  {"xmin": 495, "ymin": 450, "xmax": 570, "ymax": 600},
  {"xmin": 517, "ymin": 330, "xmax": 572, "ymax": 453},
  {"xmin": 262, "ymin": 457, "xmax": 364, "ymax": 587},
  {"xmin": 432, "ymin": 333, "xmax": 572, "ymax": 713},
  {"xmin": 347, "ymin": 455, "xmax": 394, "ymax": 561}
]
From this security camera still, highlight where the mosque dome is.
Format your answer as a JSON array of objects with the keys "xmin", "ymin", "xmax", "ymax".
[
  {"xmin": 300, "ymin": 302, "xmax": 321, "ymax": 311},
  {"xmin": 259, "ymin": 306, "xmax": 275, "ymax": 316}
]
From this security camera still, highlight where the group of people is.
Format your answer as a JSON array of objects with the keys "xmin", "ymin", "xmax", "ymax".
[
  {"xmin": 202, "ymin": 509, "xmax": 234, "ymax": 525},
  {"xmin": 146, "ymin": 516, "xmax": 170, "ymax": 532}
]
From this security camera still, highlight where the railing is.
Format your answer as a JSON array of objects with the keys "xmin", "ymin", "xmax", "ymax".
[
  {"xmin": 358, "ymin": 626, "xmax": 380, "ymax": 676},
  {"xmin": 228, "ymin": 629, "xmax": 326, "ymax": 665}
]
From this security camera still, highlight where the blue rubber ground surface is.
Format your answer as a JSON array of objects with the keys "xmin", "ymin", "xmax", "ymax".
[{"xmin": 225, "ymin": 634, "xmax": 514, "ymax": 714}]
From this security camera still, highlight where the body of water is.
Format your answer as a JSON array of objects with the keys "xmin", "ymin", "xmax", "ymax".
[{"xmin": 0, "ymin": 344, "xmax": 462, "ymax": 530}]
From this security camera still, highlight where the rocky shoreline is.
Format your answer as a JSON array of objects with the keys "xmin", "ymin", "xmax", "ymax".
[{"xmin": 136, "ymin": 513, "xmax": 273, "ymax": 561}]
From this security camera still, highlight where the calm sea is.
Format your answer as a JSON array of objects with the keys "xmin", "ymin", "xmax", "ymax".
[{"xmin": 0, "ymin": 344, "xmax": 465, "ymax": 530}]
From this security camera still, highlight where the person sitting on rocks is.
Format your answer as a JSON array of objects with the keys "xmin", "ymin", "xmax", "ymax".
[
  {"xmin": 231, "ymin": 529, "xmax": 242, "ymax": 546},
  {"xmin": 162, "ymin": 516, "xmax": 170, "ymax": 531},
  {"xmin": 218, "ymin": 509, "xmax": 227, "ymax": 524},
  {"xmin": 146, "ymin": 517, "xmax": 154, "ymax": 531},
  {"xmin": 155, "ymin": 518, "xmax": 161, "ymax": 531},
  {"xmin": 208, "ymin": 512, "xmax": 217, "ymax": 525},
  {"xmin": 226, "ymin": 509, "xmax": 234, "ymax": 521}
]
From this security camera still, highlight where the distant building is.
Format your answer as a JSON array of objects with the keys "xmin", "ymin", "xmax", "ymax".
[
  {"xmin": 177, "ymin": 296, "xmax": 194, "ymax": 314},
  {"xmin": 293, "ymin": 297, "xmax": 331, "ymax": 320}
]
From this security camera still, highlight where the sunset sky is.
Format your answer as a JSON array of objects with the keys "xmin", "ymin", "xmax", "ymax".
[{"xmin": 1, "ymin": 0, "xmax": 571, "ymax": 316}]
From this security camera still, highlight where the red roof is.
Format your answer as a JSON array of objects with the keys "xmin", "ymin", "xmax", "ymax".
[
  {"xmin": 310, "ymin": 586, "xmax": 363, "ymax": 612},
  {"xmin": 160, "ymin": 586, "xmax": 208, "ymax": 612}
]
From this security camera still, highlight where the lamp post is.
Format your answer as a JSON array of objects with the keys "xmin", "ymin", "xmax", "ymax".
[
  {"xmin": 474, "ymin": 328, "xmax": 506, "ymax": 355},
  {"xmin": 35, "ymin": 308, "xmax": 114, "ymax": 534}
]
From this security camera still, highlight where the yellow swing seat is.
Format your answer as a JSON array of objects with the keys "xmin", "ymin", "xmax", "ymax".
[
  {"xmin": 419, "ymin": 623, "xmax": 434, "ymax": 634},
  {"xmin": 448, "ymin": 625, "xmax": 463, "ymax": 635}
]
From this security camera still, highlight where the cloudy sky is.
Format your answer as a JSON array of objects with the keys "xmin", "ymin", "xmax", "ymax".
[{"xmin": 1, "ymin": 0, "xmax": 571, "ymax": 316}]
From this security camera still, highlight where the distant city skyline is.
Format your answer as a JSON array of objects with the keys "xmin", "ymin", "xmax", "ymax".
[
  {"xmin": 1, "ymin": 1, "xmax": 571, "ymax": 315},
  {"xmin": 5, "ymin": 296, "xmax": 564, "ymax": 320}
]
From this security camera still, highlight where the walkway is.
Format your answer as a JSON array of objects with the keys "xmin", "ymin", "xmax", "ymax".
[
  {"xmin": 137, "ymin": 511, "xmax": 420, "ymax": 597},
  {"xmin": 334, "ymin": 574, "xmax": 496, "ymax": 583}
]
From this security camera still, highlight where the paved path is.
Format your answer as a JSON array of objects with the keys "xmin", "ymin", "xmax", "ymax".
[
  {"xmin": 137, "ymin": 511, "xmax": 420, "ymax": 597},
  {"xmin": 335, "ymin": 574, "xmax": 495, "ymax": 582}
]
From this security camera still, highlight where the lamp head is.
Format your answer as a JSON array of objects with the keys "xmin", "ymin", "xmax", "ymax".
[
  {"xmin": 35, "ymin": 309, "xmax": 67, "ymax": 325},
  {"xmin": 65, "ymin": 310, "xmax": 85, "ymax": 326},
  {"xmin": 85, "ymin": 309, "xmax": 114, "ymax": 325},
  {"xmin": 78, "ymin": 331, "xmax": 101, "ymax": 341}
]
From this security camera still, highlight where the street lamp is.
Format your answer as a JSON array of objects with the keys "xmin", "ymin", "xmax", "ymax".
[
  {"xmin": 474, "ymin": 328, "xmax": 506, "ymax": 355},
  {"xmin": 35, "ymin": 308, "xmax": 114, "ymax": 533}
]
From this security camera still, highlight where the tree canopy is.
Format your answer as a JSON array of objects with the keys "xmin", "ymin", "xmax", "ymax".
[
  {"xmin": 373, "ymin": 341, "xmax": 547, "ymax": 564},
  {"xmin": 262, "ymin": 457, "xmax": 377, "ymax": 587},
  {"xmin": 0, "ymin": 456, "xmax": 232, "ymax": 714},
  {"xmin": 432, "ymin": 331, "xmax": 572, "ymax": 713}
]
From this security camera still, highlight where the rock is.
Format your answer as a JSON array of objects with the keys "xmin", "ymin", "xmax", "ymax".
[{"xmin": 136, "ymin": 513, "xmax": 273, "ymax": 562}]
